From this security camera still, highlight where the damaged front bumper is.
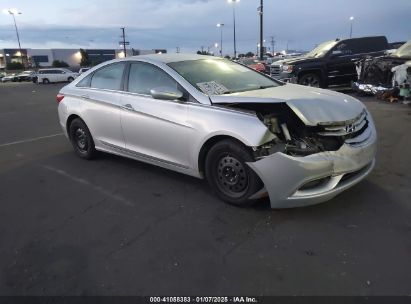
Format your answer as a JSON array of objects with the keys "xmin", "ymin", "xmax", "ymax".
[{"xmin": 247, "ymin": 116, "xmax": 377, "ymax": 209}]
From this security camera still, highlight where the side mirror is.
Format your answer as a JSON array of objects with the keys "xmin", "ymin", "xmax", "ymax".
[{"xmin": 150, "ymin": 87, "xmax": 184, "ymax": 101}]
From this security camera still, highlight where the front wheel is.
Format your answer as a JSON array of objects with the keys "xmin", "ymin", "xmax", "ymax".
[
  {"xmin": 68, "ymin": 118, "xmax": 97, "ymax": 160},
  {"xmin": 68, "ymin": 77, "xmax": 74, "ymax": 82},
  {"xmin": 205, "ymin": 139, "xmax": 263, "ymax": 207},
  {"xmin": 42, "ymin": 78, "xmax": 50, "ymax": 84},
  {"xmin": 298, "ymin": 73, "xmax": 321, "ymax": 88}
]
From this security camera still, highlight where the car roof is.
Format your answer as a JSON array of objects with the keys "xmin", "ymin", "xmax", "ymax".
[{"xmin": 125, "ymin": 53, "xmax": 222, "ymax": 64}]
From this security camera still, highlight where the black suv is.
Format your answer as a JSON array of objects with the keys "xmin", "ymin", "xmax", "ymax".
[{"xmin": 270, "ymin": 36, "xmax": 389, "ymax": 88}]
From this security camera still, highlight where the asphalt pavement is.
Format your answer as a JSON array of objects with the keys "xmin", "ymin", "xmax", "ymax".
[{"xmin": 0, "ymin": 82, "xmax": 410, "ymax": 296}]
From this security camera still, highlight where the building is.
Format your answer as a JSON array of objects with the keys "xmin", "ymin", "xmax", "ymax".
[{"xmin": 0, "ymin": 48, "xmax": 167, "ymax": 71}]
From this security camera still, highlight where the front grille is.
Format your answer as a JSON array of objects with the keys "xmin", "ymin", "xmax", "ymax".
[
  {"xmin": 270, "ymin": 65, "xmax": 281, "ymax": 78},
  {"xmin": 318, "ymin": 110, "xmax": 368, "ymax": 138}
]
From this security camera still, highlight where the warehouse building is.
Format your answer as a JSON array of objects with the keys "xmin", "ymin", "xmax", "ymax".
[{"xmin": 0, "ymin": 48, "xmax": 166, "ymax": 70}]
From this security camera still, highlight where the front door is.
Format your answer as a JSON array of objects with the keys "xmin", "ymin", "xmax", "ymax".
[
  {"xmin": 326, "ymin": 41, "xmax": 360, "ymax": 86},
  {"xmin": 120, "ymin": 62, "xmax": 191, "ymax": 169}
]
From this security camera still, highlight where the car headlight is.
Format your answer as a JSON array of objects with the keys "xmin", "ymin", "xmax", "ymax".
[{"xmin": 282, "ymin": 65, "xmax": 293, "ymax": 73}]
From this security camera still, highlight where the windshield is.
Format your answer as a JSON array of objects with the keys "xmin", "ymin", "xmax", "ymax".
[
  {"xmin": 392, "ymin": 40, "xmax": 411, "ymax": 58},
  {"xmin": 168, "ymin": 59, "xmax": 280, "ymax": 95},
  {"xmin": 305, "ymin": 40, "xmax": 338, "ymax": 58}
]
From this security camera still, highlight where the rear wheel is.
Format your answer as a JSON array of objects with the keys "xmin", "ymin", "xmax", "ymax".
[
  {"xmin": 298, "ymin": 73, "xmax": 321, "ymax": 87},
  {"xmin": 42, "ymin": 78, "xmax": 50, "ymax": 84},
  {"xmin": 205, "ymin": 139, "xmax": 262, "ymax": 207},
  {"xmin": 68, "ymin": 77, "xmax": 74, "ymax": 82},
  {"xmin": 68, "ymin": 118, "xmax": 97, "ymax": 160}
]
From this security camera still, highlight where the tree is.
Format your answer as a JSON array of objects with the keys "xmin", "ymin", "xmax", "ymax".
[
  {"xmin": 245, "ymin": 52, "xmax": 254, "ymax": 58},
  {"xmin": 52, "ymin": 60, "xmax": 69, "ymax": 68},
  {"xmin": 197, "ymin": 50, "xmax": 211, "ymax": 55},
  {"xmin": 6, "ymin": 62, "xmax": 24, "ymax": 70},
  {"xmin": 79, "ymin": 48, "xmax": 90, "ymax": 67}
]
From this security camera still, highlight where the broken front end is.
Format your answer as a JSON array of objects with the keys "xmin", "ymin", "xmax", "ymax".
[{"xmin": 230, "ymin": 103, "xmax": 377, "ymax": 208}]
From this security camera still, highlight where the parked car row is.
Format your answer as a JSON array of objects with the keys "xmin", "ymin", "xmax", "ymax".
[
  {"xmin": 1, "ymin": 67, "xmax": 90, "ymax": 84},
  {"xmin": 269, "ymin": 36, "xmax": 390, "ymax": 88}
]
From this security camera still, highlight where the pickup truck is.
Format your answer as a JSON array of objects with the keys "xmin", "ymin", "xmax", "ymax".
[{"xmin": 270, "ymin": 36, "xmax": 389, "ymax": 88}]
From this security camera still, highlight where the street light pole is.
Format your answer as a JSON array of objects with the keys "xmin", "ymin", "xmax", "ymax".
[
  {"xmin": 228, "ymin": 0, "xmax": 239, "ymax": 59},
  {"xmin": 349, "ymin": 16, "xmax": 354, "ymax": 38},
  {"xmin": 258, "ymin": 0, "xmax": 264, "ymax": 60},
  {"xmin": 5, "ymin": 9, "xmax": 23, "ymax": 65},
  {"xmin": 121, "ymin": 27, "xmax": 127, "ymax": 57},
  {"xmin": 217, "ymin": 23, "xmax": 224, "ymax": 57}
]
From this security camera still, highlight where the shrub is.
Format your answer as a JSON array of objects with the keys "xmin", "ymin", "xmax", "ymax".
[
  {"xmin": 52, "ymin": 60, "xmax": 69, "ymax": 68},
  {"xmin": 6, "ymin": 62, "xmax": 24, "ymax": 70}
]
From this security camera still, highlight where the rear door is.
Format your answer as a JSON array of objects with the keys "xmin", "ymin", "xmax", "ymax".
[
  {"xmin": 74, "ymin": 62, "xmax": 126, "ymax": 149},
  {"xmin": 119, "ymin": 61, "xmax": 190, "ymax": 169}
]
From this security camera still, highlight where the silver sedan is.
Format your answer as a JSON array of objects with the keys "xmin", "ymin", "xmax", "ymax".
[{"xmin": 57, "ymin": 54, "xmax": 377, "ymax": 208}]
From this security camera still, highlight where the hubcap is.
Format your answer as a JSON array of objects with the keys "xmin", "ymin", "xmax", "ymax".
[
  {"xmin": 216, "ymin": 155, "xmax": 248, "ymax": 196},
  {"xmin": 75, "ymin": 128, "xmax": 87, "ymax": 151},
  {"xmin": 303, "ymin": 76, "xmax": 319, "ymax": 87}
]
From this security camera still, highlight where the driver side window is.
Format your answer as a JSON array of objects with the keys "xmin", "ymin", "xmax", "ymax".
[{"xmin": 127, "ymin": 62, "xmax": 177, "ymax": 95}]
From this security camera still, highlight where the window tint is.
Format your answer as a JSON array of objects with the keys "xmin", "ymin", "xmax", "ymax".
[
  {"xmin": 90, "ymin": 63, "xmax": 126, "ymax": 90},
  {"xmin": 76, "ymin": 74, "xmax": 92, "ymax": 87},
  {"xmin": 128, "ymin": 62, "xmax": 177, "ymax": 95},
  {"xmin": 335, "ymin": 41, "xmax": 355, "ymax": 55}
]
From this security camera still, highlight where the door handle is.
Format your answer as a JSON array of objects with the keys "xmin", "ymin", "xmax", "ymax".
[
  {"xmin": 81, "ymin": 94, "xmax": 90, "ymax": 100},
  {"xmin": 121, "ymin": 103, "xmax": 134, "ymax": 111}
]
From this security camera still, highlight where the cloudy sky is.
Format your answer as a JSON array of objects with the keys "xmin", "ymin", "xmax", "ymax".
[{"xmin": 0, "ymin": 0, "xmax": 410, "ymax": 55}]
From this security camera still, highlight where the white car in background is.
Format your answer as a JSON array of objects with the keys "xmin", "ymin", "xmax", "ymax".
[{"xmin": 35, "ymin": 68, "xmax": 79, "ymax": 84}]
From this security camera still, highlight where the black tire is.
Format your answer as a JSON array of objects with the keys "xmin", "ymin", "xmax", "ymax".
[
  {"xmin": 42, "ymin": 78, "xmax": 50, "ymax": 84},
  {"xmin": 68, "ymin": 118, "xmax": 97, "ymax": 160},
  {"xmin": 298, "ymin": 73, "xmax": 322, "ymax": 88},
  {"xmin": 205, "ymin": 139, "xmax": 263, "ymax": 207},
  {"xmin": 68, "ymin": 77, "xmax": 74, "ymax": 83}
]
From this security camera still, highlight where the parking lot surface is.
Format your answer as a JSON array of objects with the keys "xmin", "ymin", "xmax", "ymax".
[{"xmin": 0, "ymin": 82, "xmax": 410, "ymax": 296}]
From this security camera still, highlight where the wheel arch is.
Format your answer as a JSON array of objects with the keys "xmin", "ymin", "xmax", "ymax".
[
  {"xmin": 66, "ymin": 114, "xmax": 82, "ymax": 139},
  {"xmin": 198, "ymin": 135, "xmax": 253, "ymax": 176}
]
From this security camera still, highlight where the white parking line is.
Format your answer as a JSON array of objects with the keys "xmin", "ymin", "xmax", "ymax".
[
  {"xmin": 41, "ymin": 165, "xmax": 135, "ymax": 207},
  {"xmin": 0, "ymin": 133, "xmax": 64, "ymax": 148}
]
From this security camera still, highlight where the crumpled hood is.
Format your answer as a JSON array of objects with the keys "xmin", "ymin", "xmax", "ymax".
[{"xmin": 209, "ymin": 83, "xmax": 365, "ymax": 126}]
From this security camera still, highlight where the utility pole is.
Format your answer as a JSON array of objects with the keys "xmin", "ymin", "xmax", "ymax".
[
  {"xmin": 120, "ymin": 27, "xmax": 128, "ymax": 57},
  {"xmin": 270, "ymin": 36, "xmax": 275, "ymax": 56},
  {"xmin": 258, "ymin": 0, "xmax": 264, "ymax": 60}
]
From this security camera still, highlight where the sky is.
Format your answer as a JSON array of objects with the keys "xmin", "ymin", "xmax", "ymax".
[{"xmin": 0, "ymin": 0, "xmax": 410, "ymax": 55}]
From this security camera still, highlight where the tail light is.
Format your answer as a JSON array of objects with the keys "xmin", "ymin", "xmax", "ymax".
[{"xmin": 56, "ymin": 94, "xmax": 65, "ymax": 103}]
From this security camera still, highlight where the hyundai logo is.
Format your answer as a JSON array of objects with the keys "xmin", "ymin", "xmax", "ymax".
[{"xmin": 345, "ymin": 124, "xmax": 356, "ymax": 133}]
